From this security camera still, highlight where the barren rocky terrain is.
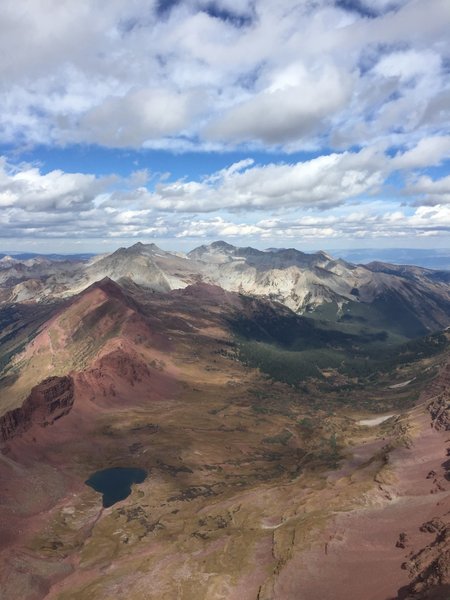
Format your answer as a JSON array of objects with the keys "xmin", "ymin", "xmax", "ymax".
[{"xmin": 1, "ymin": 247, "xmax": 450, "ymax": 599}]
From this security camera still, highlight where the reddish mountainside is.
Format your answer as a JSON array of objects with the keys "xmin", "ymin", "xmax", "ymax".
[{"xmin": 0, "ymin": 278, "xmax": 171, "ymax": 414}]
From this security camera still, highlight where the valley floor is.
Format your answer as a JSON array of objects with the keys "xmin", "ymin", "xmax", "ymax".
[{"xmin": 2, "ymin": 381, "xmax": 450, "ymax": 599}]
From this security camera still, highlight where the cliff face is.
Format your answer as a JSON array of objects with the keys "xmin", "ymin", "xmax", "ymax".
[{"xmin": 0, "ymin": 375, "xmax": 74, "ymax": 443}]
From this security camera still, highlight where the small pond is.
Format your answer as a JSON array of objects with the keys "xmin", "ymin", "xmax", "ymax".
[{"xmin": 85, "ymin": 467, "xmax": 147, "ymax": 508}]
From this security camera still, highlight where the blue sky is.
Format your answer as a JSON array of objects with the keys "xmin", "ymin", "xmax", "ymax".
[{"xmin": 0, "ymin": 0, "xmax": 450, "ymax": 253}]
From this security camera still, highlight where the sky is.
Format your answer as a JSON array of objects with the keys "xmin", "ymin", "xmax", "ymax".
[{"xmin": 1, "ymin": 0, "xmax": 450, "ymax": 254}]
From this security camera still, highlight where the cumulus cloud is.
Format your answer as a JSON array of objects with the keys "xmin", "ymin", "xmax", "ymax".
[
  {"xmin": 164, "ymin": 205, "xmax": 450, "ymax": 242},
  {"xmin": 134, "ymin": 147, "xmax": 386, "ymax": 211},
  {"xmin": 0, "ymin": 0, "xmax": 449, "ymax": 249},
  {"xmin": 0, "ymin": 158, "xmax": 105, "ymax": 211},
  {"xmin": 205, "ymin": 64, "xmax": 353, "ymax": 144},
  {"xmin": 407, "ymin": 174, "xmax": 450, "ymax": 205},
  {"xmin": 393, "ymin": 136, "xmax": 450, "ymax": 170},
  {"xmin": 0, "ymin": 0, "xmax": 448, "ymax": 152},
  {"xmin": 1, "ymin": 143, "xmax": 450, "ymax": 245},
  {"xmin": 78, "ymin": 88, "xmax": 205, "ymax": 147}
]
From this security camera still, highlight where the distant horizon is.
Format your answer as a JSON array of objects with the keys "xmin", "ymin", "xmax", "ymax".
[
  {"xmin": 2, "ymin": 241, "xmax": 450, "ymax": 254},
  {"xmin": 2, "ymin": 238, "xmax": 450, "ymax": 255}
]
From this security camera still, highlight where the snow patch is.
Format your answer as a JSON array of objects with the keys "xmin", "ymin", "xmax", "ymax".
[
  {"xmin": 358, "ymin": 414, "xmax": 395, "ymax": 427},
  {"xmin": 388, "ymin": 378, "xmax": 415, "ymax": 389}
]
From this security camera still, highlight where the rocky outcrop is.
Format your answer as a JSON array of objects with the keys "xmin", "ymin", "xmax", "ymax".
[
  {"xmin": 428, "ymin": 395, "xmax": 450, "ymax": 431},
  {"xmin": 398, "ymin": 516, "xmax": 450, "ymax": 599},
  {"xmin": 425, "ymin": 363, "xmax": 450, "ymax": 430},
  {"xmin": 428, "ymin": 396, "xmax": 450, "ymax": 431},
  {"xmin": 0, "ymin": 376, "xmax": 74, "ymax": 442},
  {"xmin": 94, "ymin": 348, "xmax": 151, "ymax": 387}
]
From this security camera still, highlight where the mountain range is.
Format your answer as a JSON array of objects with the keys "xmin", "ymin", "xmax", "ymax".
[
  {"xmin": 1, "ymin": 242, "xmax": 450, "ymax": 600},
  {"xmin": 2, "ymin": 240, "xmax": 450, "ymax": 338}
]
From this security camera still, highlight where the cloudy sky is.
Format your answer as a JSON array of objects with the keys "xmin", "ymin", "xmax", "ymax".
[{"xmin": 1, "ymin": 0, "xmax": 450, "ymax": 253}]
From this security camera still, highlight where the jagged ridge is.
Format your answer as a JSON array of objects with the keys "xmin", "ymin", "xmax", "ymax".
[{"xmin": 0, "ymin": 375, "xmax": 74, "ymax": 442}]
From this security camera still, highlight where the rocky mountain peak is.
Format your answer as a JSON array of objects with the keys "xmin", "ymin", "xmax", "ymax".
[
  {"xmin": 114, "ymin": 242, "xmax": 163, "ymax": 257},
  {"xmin": 210, "ymin": 240, "xmax": 236, "ymax": 250}
]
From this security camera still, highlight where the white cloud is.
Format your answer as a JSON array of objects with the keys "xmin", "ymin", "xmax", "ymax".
[
  {"xmin": 1, "ymin": 0, "xmax": 450, "ymax": 256},
  {"xmin": 0, "ymin": 158, "xmax": 105, "ymax": 211},
  {"xmin": 407, "ymin": 174, "xmax": 450, "ymax": 205},
  {"xmin": 205, "ymin": 64, "xmax": 353, "ymax": 144},
  {"xmin": 138, "ymin": 147, "xmax": 386, "ymax": 211},
  {"xmin": 373, "ymin": 49, "xmax": 441, "ymax": 82},
  {"xmin": 406, "ymin": 205, "xmax": 450, "ymax": 236},
  {"xmin": 393, "ymin": 136, "xmax": 450, "ymax": 170},
  {"xmin": 0, "ymin": 143, "xmax": 449, "ymax": 245},
  {"xmin": 163, "ymin": 203, "xmax": 450, "ymax": 242},
  {"xmin": 77, "ymin": 87, "xmax": 205, "ymax": 147},
  {"xmin": 0, "ymin": 0, "xmax": 448, "ymax": 152}
]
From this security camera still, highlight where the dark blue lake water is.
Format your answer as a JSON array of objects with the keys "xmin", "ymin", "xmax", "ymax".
[{"xmin": 85, "ymin": 467, "xmax": 147, "ymax": 508}]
